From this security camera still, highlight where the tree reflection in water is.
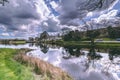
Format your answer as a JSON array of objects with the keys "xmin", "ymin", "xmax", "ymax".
[
  {"xmin": 39, "ymin": 43, "xmax": 49, "ymax": 54},
  {"xmin": 62, "ymin": 47, "xmax": 82, "ymax": 59},
  {"xmin": 62, "ymin": 45, "xmax": 120, "ymax": 77},
  {"xmin": 88, "ymin": 46, "xmax": 102, "ymax": 60},
  {"xmin": 109, "ymin": 48, "xmax": 120, "ymax": 60},
  {"xmin": 29, "ymin": 43, "xmax": 34, "ymax": 47},
  {"xmin": 27, "ymin": 43, "xmax": 120, "ymax": 80}
]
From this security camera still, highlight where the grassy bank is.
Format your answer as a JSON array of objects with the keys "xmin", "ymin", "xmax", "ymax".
[
  {"xmin": 0, "ymin": 48, "xmax": 72, "ymax": 80},
  {"xmin": 9, "ymin": 41, "xmax": 26, "ymax": 44},
  {"xmin": 15, "ymin": 52, "xmax": 72, "ymax": 80},
  {"xmin": 0, "ymin": 48, "xmax": 34, "ymax": 80},
  {"xmin": 0, "ymin": 40, "xmax": 26, "ymax": 44},
  {"xmin": 45, "ymin": 40, "xmax": 120, "ymax": 48}
]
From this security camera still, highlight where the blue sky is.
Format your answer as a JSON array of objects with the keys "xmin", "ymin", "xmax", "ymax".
[{"xmin": 0, "ymin": 0, "xmax": 120, "ymax": 39}]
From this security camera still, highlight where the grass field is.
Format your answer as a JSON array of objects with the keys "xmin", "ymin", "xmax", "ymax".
[
  {"xmin": 9, "ymin": 41, "xmax": 26, "ymax": 44},
  {"xmin": 46, "ymin": 40, "xmax": 120, "ymax": 48},
  {"xmin": 0, "ymin": 48, "xmax": 34, "ymax": 80}
]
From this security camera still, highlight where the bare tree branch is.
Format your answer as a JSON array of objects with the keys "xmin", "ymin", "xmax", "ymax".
[{"xmin": 0, "ymin": 0, "xmax": 9, "ymax": 6}]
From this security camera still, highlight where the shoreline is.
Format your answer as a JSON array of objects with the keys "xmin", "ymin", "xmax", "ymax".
[
  {"xmin": 15, "ymin": 50, "xmax": 72, "ymax": 80},
  {"xmin": 0, "ymin": 48, "xmax": 72, "ymax": 80}
]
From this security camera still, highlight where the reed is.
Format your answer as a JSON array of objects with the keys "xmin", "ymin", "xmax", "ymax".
[{"xmin": 14, "ymin": 51, "xmax": 72, "ymax": 80}]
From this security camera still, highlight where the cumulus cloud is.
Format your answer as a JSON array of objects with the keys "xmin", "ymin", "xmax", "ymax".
[
  {"xmin": 0, "ymin": 0, "xmax": 56, "ymax": 38},
  {"xmin": 50, "ymin": 1, "xmax": 58, "ymax": 10},
  {"xmin": 87, "ymin": 9, "xmax": 120, "ymax": 29},
  {"xmin": 0, "ymin": 0, "xmax": 119, "ymax": 39},
  {"xmin": 58, "ymin": 0, "xmax": 118, "ymax": 26},
  {"xmin": 0, "ymin": 33, "xmax": 9, "ymax": 36},
  {"xmin": 0, "ymin": 0, "xmax": 40, "ymax": 31},
  {"xmin": 40, "ymin": 16, "xmax": 60, "ymax": 32},
  {"xmin": 94, "ymin": 10, "xmax": 118, "ymax": 22}
]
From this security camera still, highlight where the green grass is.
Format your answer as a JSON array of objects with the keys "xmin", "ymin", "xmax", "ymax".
[
  {"xmin": 10, "ymin": 41, "xmax": 26, "ymax": 44},
  {"xmin": 0, "ymin": 48, "xmax": 72, "ymax": 80},
  {"xmin": 98, "ymin": 38, "xmax": 114, "ymax": 41},
  {"xmin": 47, "ymin": 40, "xmax": 120, "ymax": 48},
  {"xmin": 0, "ymin": 48, "xmax": 34, "ymax": 80}
]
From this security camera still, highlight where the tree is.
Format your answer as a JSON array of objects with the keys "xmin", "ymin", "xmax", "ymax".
[
  {"xmin": 107, "ymin": 26, "xmax": 115, "ymax": 39},
  {"xmin": 107, "ymin": 26, "xmax": 120, "ymax": 39},
  {"xmin": 62, "ymin": 30, "xmax": 81, "ymax": 41},
  {"xmin": 40, "ymin": 31, "xmax": 49, "ymax": 41},
  {"xmin": 86, "ymin": 30, "xmax": 100, "ymax": 46},
  {"xmin": 77, "ymin": 0, "xmax": 117, "ymax": 44},
  {"xmin": 0, "ymin": 0, "xmax": 9, "ymax": 6},
  {"xmin": 29, "ymin": 37, "xmax": 34, "ymax": 42}
]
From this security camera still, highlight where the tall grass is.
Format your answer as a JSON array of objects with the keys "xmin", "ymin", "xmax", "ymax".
[
  {"xmin": 14, "ymin": 52, "xmax": 72, "ymax": 80},
  {"xmin": 0, "ymin": 48, "xmax": 34, "ymax": 80}
]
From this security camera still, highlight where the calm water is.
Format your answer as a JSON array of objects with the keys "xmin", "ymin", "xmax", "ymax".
[{"xmin": 0, "ymin": 43, "xmax": 120, "ymax": 80}]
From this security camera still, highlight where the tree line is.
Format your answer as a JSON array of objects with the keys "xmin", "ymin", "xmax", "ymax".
[{"xmin": 62, "ymin": 26, "xmax": 120, "ymax": 41}]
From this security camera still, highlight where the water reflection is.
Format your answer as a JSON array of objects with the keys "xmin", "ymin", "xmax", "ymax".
[
  {"xmin": 62, "ymin": 47, "xmax": 81, "ymax": 59},
  {"xmin": 109, "ymin": 48, "xmax": 120, "ymax": 60},
  {"xmin": 26, "ymin": 44, "xmax": 120, "ymax": 80},
  {"xmin": 88, "ymin": 46, "xmax": 102, "ymax": 60},
  {"xmin": 0, "ymin": 43, "xmax": 120, "ymax": 80},
  {"xmin": 39, "ymin": 43, "xmax": 49, "ymax": 54}
]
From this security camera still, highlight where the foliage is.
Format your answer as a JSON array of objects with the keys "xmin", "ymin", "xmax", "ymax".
[
  {"xmin": 62, "ymin": 30, "xmax": 82, "ymax": 41},
  {"xmin": 40, "ymin": 31, "xmax": 49, "ymax": 40},
  {"xmin": 86, "ymin": 30, "xmax": 100, "ymax": 39},
  {"xmin": 107, "ymin": 26, "xmax": 120, "ymax": 39},
  {"xmin": 86, "ymin": 30, "xmax": 100, "ymax": 45},
  {"xmin": 29, "ymin": 37, "xmax": 34, "ymax": 42},
  {"xmin": 0, "ymin": 48, "xmax": 34, "ymax": 80}
]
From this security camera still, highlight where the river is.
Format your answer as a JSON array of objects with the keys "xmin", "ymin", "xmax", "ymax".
[{"xmin": 0, "ymin": 43, "xmax": 120, "ymax": 80}]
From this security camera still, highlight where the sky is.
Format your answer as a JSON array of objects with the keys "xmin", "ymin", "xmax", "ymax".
[{"xmin": 0, "ymin": 0, "xmax": 120, "ymax": 39}]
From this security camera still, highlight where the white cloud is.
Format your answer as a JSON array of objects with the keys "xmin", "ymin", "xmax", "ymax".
[
  {"xmin": 1, "ymin": 33, "xmax": 9, "ymax": 36},
  {"xmin": 0, "ymin": 25, "xmax": 7, "ymax": 31},
  {"xmin": 50, "ymin": 1, "xmax": 58, "ymax": 10},
  {"xmin": 0, "ymin": 0, "xmax": 119, "ymax": 39},
  {"xmin": 35, "ymin": 0, "xmax": 51, "ymax": 21},
  {"xmin": 95, "ymin": 10, "xmax": 118, "ymax": 22},
  {"xmin": 58, "ymin": 0, "xmax": 118, "ymax": 26}
]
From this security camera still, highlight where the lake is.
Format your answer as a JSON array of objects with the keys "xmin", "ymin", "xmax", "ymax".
[{"xmin": 0, "ymin": 43, "xmax": 120, "ymax": 80}]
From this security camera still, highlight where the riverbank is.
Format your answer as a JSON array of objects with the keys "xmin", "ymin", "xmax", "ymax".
[
  {"xmin": 0, "ymin": 48, "xmax": 72, "ymax": 80},
  {"xmin": 0, "ymin": 40, "xmax": 26, "ymax": 44},
  {"xmin": 44, "ymin": 40, "xmax": 120, "ymax": 48},
  {"xmin": 15, "ymin": 52, "xmax": 72, "ymax": 80},
  {"xmin": 0, "ymin": 48, "xmax": 34, "ymax": 80}
]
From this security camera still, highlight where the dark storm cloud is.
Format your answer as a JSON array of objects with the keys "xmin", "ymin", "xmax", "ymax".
[
  {"xmin": 14, "ymin": 0, "xmax": 39, "ymax": 20},
  {"xmin": 0, "ymin": 15, "xmax": 12, "ymax": 25},
  {"xmin": 0, "ymin": 0, "xmax": 40, "ymax": 31},
  {"xmin": 59, "ymin": 10, "xmax": 80, "ymax": 26},
  {"xmin": 59, "ymin": 0, "xmax": 118, "ymax": 26},
  {"xmin": 15, "ymin": 12, "xmax": 39, "ymax": 20}
]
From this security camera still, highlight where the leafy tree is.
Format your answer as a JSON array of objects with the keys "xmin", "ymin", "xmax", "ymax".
[
  {"xmin": 62, "ymin": 30, "xmax": 81, "ymax": 41},
  {"xmin": 107, "ymin": 26, "xmax": 116, "ymax": 39},
  {"xmin": 86, "ymin": 30, "xmax": 100, "ymax": 45},
  {"xmin": 107, "ymin": 26, "xmax": 120, "ymax": 39},
  {"xmin": 29, "ymin": 37, "xmax": 34, "ymax": 42},
  {"xmin": 86, "ymin": 30, "xmax": 100, "ymax": 39},
  {"xmin": 40, "ymin": 31, "xmax": 49, "ymax": 41}
]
